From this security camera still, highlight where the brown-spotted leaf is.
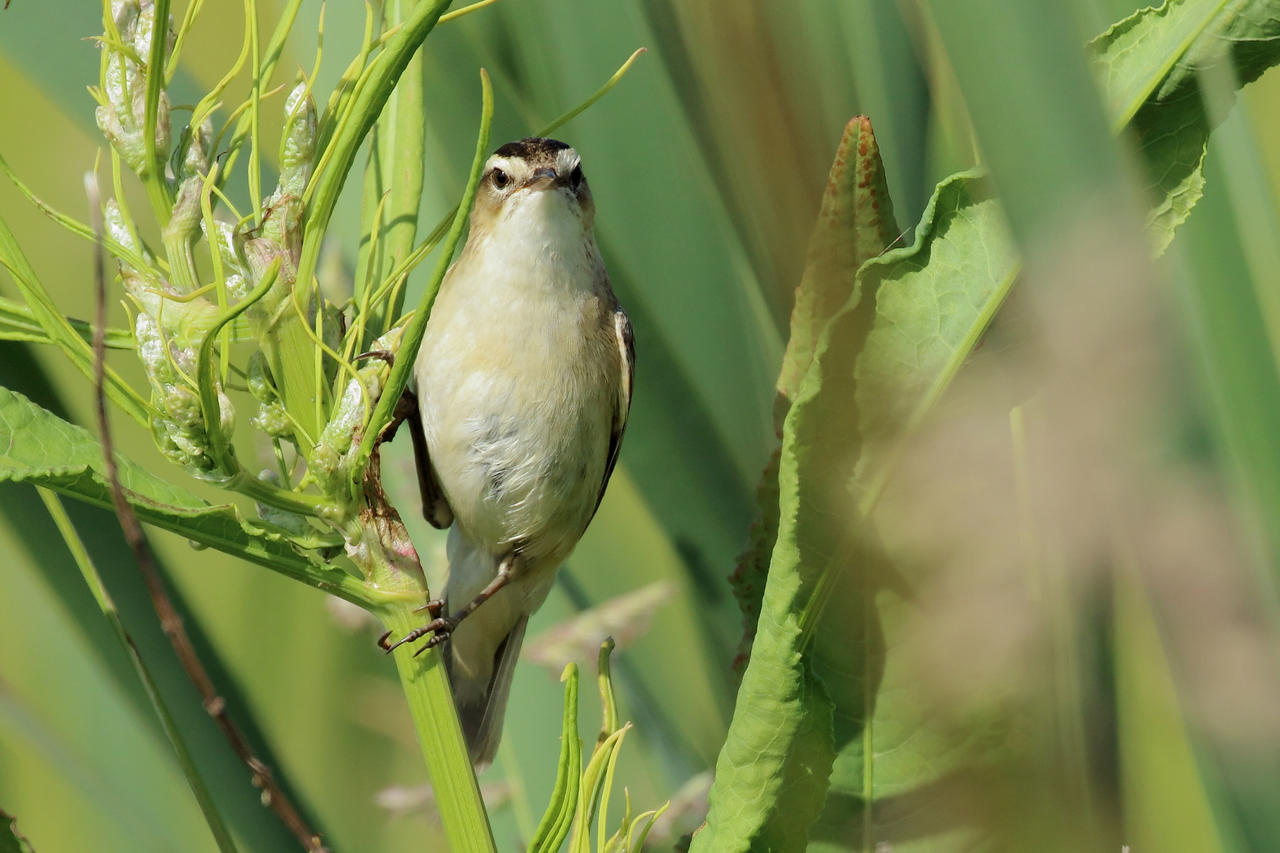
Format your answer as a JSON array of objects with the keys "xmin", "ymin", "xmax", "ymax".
[{"xmin": 729, "ymin": 116, "xmax": 898, "ymax": 678}]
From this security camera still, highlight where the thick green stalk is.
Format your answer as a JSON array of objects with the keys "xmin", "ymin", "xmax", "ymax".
[
  {"xmin": 383, "ymin": 604, "xmax": 495, "ymax": 851},
  {"xmin": 346, "ymin": 493, "xmax": 494, "ymax": 850}
]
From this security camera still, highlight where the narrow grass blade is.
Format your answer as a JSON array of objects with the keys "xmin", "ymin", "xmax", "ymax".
[{"xmin": 36, "ymin": 487, "xmax": 238, "ymax": 853}]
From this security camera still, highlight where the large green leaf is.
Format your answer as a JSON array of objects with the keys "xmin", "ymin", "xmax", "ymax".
[
  {"xmin": 808, "ymin": 172, "xmax": 1017, "ymax": 852},
  {"xmin": 696, "ymin": 117, "xmax": 897, "ymax": 852},
  {"xmin": 0, "ymin": 385, "xmax": 364, "ymax": 602},
  {"xmin": 707, "ymin": 2, "xmax": 1280, "ymax": 849},
  {"xmin": 728, "ymin": 116, "xmax": 901, "ymax": 676},
  {"xmin": 851, "ymin": 173, "xmax": 1017, "ymax": 503}
]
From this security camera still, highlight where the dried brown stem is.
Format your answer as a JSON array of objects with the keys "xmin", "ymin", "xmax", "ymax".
[{"xmin": 89, "ymin": 179, "xmax": 328, "ymax": 853}]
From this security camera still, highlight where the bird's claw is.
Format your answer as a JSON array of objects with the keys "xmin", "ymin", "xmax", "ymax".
[
  {"xmin": 411, "ymin": 616, "xmax": 459, "ymax": 656},
  {"xmin": 377, "ymin": 600, "xmax": 452, "ymax": 656},
  {"xmin": 414, "ymin": 598, "xmax": 445, "ymax": 617}
]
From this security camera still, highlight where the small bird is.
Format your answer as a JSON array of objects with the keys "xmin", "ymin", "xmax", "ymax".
[{"xmin": 392, "ymin": 138, "xmax": 633, "ymax": 768}]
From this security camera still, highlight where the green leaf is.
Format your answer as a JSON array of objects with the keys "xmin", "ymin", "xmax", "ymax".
[
  {"xmin": 728, "ymin": 116, "xmax": 899, "ymax": 678},
  {"xmin": 1091, "ymin": 0, "xmax": 1280, "ymax": 252},
  {"xmin": 0, "ymin": 385, "xmax": 367, "ymax": 604},
  {"xmin": 795, "ymin": 172, "xmax": 1017, "ymax": 851},
  {"xmin": 798, "ymin": 4, "xmax": 1280, "ymax": 849},
  {"xmin": 1113, "ymin": 566, "xmax": 1226, "ymax": 853},
  {"xmin": 0, "ymin": 294, "xmax": 133, "ymax": 349},
  {"xmin": 1090, "ymin": 0, "xmax": 1225, "ymax": 130},
  {"xmin": 352, "ymin": 0, "xmax": 428, "ymax": 344},
  {"xmin": 851, "ymin": 172, "xmax": 1018, "ymax": 505},
  {"xmin": 36, "ymin": 489, "xmax": 238, "ymax": 853},
  {"xmin": 775, "ymin": 117, "xmax": 900, "ymax": 417},
  {"xmin": 698, "ymin": 115, "xmax": 901, "ymax": 853},
  {"xmin": 1174, "ymin": 142, "xmax": 1280, "ymax": 849},
  {"xmin": 0, "ymin": 212, "xmax": 150, "ymax": 425}
]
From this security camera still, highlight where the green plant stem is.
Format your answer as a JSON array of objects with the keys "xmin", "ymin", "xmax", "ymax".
[
  {"xmin": 218, "ymin": 0, "xmax": 304, "ymax": 181},
  {"xmin": 353, "ymin": 0, "xmax": 427, "ymax": 345},
  {"xmin": 36, "ymin": 487, "xmax": 238, "ymax": 853},
  {"xmin": 383, "ymin": 604, "xmax": 496, "ymax": 852},
  {"xmin": 347, "ymin": 500, "xmax": 493, "ymax": 849},
  {"xmin": 225, "ymin": 470, "xmax": 333, "ymax": 517},
  {"xmin": 266, "ymin": 318, "xmax": 326, "ymax": 452},
  {"xmin": 296, "ymin": 0, "xmax": 455, "ymax": 316},
  {"xmin": 142, "ymin": 0, "xmax": 175, "ymax": 220}
]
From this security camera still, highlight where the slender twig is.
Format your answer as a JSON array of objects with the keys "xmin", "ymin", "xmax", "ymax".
[{"xmin": 88, "ymin": 173, "xmax": 329, "ymax": 853}]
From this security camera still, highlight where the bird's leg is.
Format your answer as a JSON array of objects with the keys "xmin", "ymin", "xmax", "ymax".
[{"xmin": 382, "ymin": 554, "xmax": 521, "ymax": 656}]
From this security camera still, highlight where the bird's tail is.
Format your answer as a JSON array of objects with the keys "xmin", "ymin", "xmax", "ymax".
[
  {"xmin": 441, "ymin": 525, "xmax": 531, "ymax": 769},
  {"xmin": 444, "ymin": 614, "xmax": 528, "ymax": 769}
]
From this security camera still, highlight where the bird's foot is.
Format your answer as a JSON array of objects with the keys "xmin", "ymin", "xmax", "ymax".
[{"xmin": 377, "ymin": 598, "xmax": 446, "ymax": 654}]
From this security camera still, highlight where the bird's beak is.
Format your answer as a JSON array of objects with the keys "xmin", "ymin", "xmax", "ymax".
[{"xmin": 526, "ymin": 166, "xmax": 560, "ymax": 188}]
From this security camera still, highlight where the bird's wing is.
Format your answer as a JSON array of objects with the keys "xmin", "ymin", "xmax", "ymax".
[
  {"xmin": 407, "ymin": 390, "xmax": 454, "ymax": 530},
  {"xmin": 590, "ymin": 309, "xmax": 634, "ymax": 519}
]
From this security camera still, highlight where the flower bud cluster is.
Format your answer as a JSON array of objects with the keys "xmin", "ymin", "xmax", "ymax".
[
  {"xmin": 242, "ymin": 81, "xmax": 318, "ymax": 329},
  {"xmin": 108, "ymin": 200, "xmax": 235, "ymax": 480},
  {"xmin": 95, "ymin": 0, "xmax": 173, "ymax": 178},
  {"xmin": 247, "ymin": 352, "xmax": 292, "ymax": 439}
]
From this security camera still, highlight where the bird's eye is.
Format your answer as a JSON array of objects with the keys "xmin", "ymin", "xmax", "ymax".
[
  {"xmin": 491, "ymin": 168, "xmax": 510, "ymax": 189},
  {"xmin": 570, "ymin": 164, "xmax": 584, "ymax": 186}
]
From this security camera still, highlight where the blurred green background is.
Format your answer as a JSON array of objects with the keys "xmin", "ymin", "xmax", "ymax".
[{"xmin": 1, "ymin": 0, "xmax": 1279, "ymax": 851}]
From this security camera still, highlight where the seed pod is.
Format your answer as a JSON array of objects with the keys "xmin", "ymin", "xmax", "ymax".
[{"xmin": 166, "ymin": 175, "xmax": 204, "ymax": 250}]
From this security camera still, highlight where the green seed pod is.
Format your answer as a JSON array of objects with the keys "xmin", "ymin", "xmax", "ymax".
[
  {"xmin": 104, "ymin": 199, "xmax": 153, "ymax": 273},
  {"xmin": 201, "ymin": 218, "xmax": 250, "ymax": 300},
  {"xmin": 123, "ymin": 271, "xmax": 222, "ymax": 348},
  {"xmin": 246, "ymin": 353, "xmax": 292, "ymax": 440},
  {"xmin": 182, "ymin": 115, "xmax": 214, "ymax": 179},
  {"xmin": 246, "ymin": 351, "xmax": 276, "ymax": 403}
]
